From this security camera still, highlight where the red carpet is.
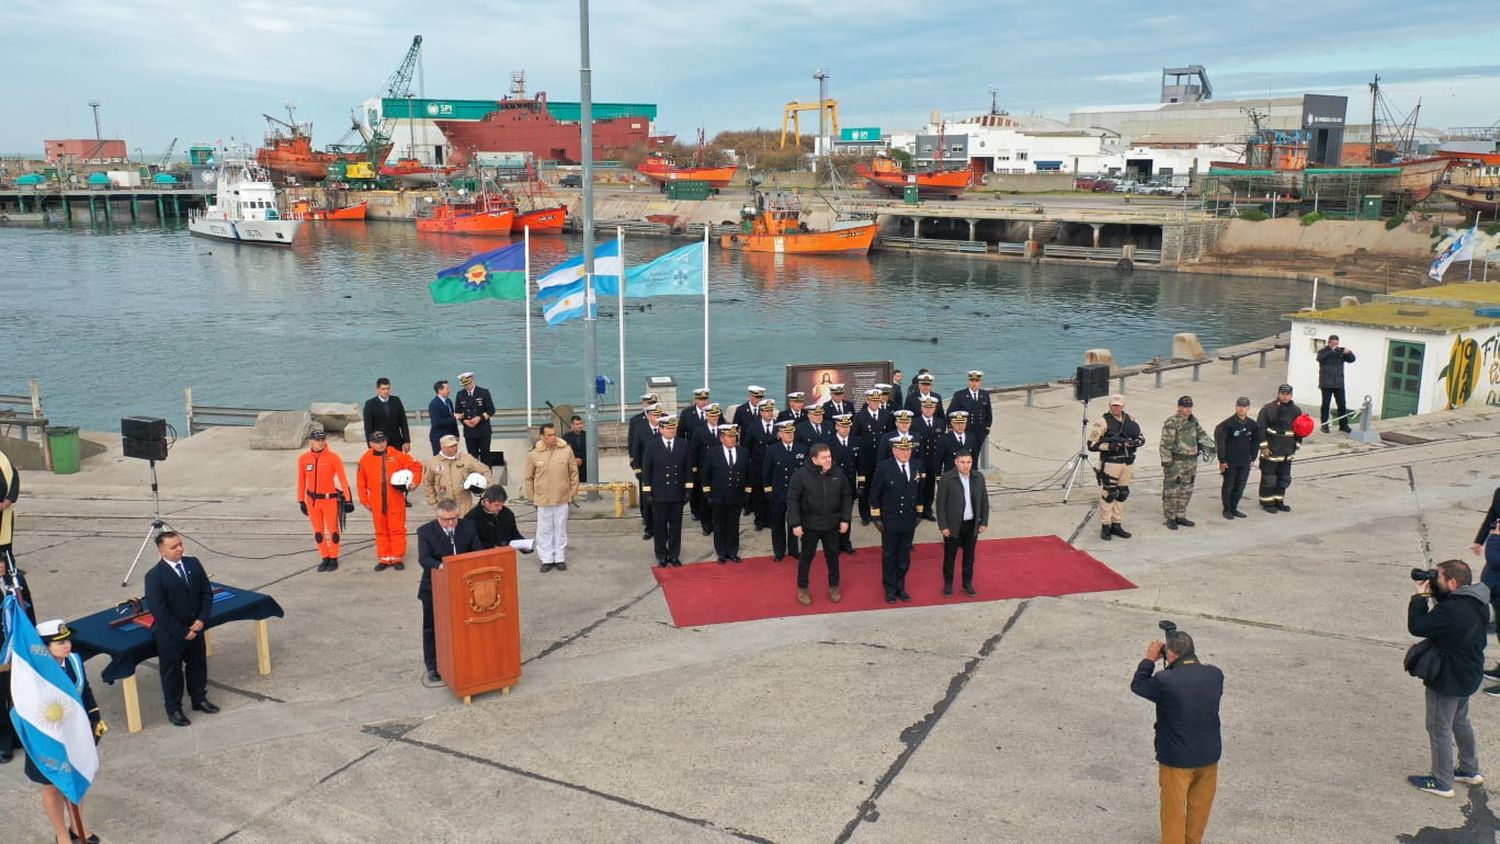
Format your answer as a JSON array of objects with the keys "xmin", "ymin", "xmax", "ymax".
[{"xmin": 652, "ymin": 534, "xmax": 1135, "ymax": 627}]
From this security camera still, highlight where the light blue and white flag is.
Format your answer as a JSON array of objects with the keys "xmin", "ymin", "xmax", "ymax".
[
  {"xmin": 597, "ymin": 241, "xmax": 706, "ymax": 298},
  {"xmin": 1430, "ymin": 224, "xmax": 1478, "ymax": 282},
  {"xmin": 3, "ymin": 594, "xmax": 98, "ymax": 803},
  {"xmin": 534, "ymin": 239, "xmax": 622, "ymax": 302},
  {"xmin": 543, "ymin": 286, "xmax": 598, "ymax": 326}
]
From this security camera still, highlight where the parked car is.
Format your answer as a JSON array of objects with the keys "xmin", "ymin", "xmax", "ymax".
[{"xmin": 558, "ymin": 174, "xmax": 583, "ymax": 188}]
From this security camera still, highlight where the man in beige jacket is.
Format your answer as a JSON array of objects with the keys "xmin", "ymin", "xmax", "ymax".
[
  {"xmin": 424, "ymin": 434, "xmax": 491, "ymax": 514},
  {"xmin": 525, "ymin": 422, "xmax": 580, "ymax": 572}
]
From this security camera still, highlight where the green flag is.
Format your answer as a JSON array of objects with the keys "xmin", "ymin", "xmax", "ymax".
[{"xmin": 429, "ymin": 242, "xmax": 526, "ymax": 303}]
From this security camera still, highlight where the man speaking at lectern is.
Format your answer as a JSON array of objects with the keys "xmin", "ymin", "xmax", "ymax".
[{"xmin": 417, "ymin": 500, "xmax": 481, "ymax": 684}]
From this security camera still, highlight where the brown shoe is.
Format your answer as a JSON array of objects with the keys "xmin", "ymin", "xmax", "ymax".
[
  {"xmin": 796, "ymin": 589, "xmax": 812, "ymax": 606},
  {"xmin": 829, "ymin": 587, "xmax": 842, "ymax": 603}
]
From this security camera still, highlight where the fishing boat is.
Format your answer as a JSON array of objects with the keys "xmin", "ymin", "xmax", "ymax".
[
  {"xmin": 290, "ymin": 198, "xmax": 368, "ymax": 221},
  {"xmin": 854, "ymin": 155, "xmax": 973, "ymax": 200},
  {"xmin": 255, "ymin": 106, "xmax": 389, "ymax": 184},
  {"xmin": 188, "ymin": 154, "xmax": 303, "ymax": 245},
  {"xmin": 637, "ymin": 129, "xmax": 737, "ymax": 189},
  {"xmin": 720, "ymin": 191, "xmax": 876, "ymax": 255},
  {"xmin": 503, "ymin": 166, "xmax": 567, "ymax": 233},
  {"xmin": 1436, "ymin": 188, "xmax": 1500, "ymax": 217},
  {"xmin": 379, "ymin": 157, "xmax": 465, "ymax": 187},
  {"xmin": 415, "ymin": 191, "xmax": 514, "ymax": 236}
]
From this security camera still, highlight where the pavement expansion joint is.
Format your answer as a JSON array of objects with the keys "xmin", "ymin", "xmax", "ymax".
[
  {"xmin": 833, "ymin": 600, "xmax": 1030, "ymax": 844},
  {"xmin": 522, "ymin": 582, "xmax": 662, "ymax": 665},
  {"xmin": 816, "ymin": 639, "xmax": 962, "ymax": 660}
]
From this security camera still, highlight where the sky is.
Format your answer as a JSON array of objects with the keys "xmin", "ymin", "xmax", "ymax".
[{"xmin": 3, "ymin": 0, "xmax": 1498, "ymax": 156}]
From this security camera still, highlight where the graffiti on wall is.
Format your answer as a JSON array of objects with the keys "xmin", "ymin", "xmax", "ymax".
[{"xmin": 1440, "ymin": 332, "xmax": 1500, "ymax": 410}]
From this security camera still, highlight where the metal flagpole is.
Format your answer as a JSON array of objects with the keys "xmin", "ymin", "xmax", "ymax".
[
  {"xmin": 524, "ymin": 226, "xmax": 533, "ymax": 428},
  {"xmin": 578, "ymin": 0, "xmax": 600, "ymax": 486},
  {"xmin": 617, "ymin": 225, "xmax": 626, "ymax": 422},
  {"xmin": 702, "ymin": 224, "xmax": 710, "ymax": 388}
]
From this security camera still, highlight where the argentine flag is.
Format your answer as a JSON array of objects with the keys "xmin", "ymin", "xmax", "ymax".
[
  {"xmin": 535, "ymin": 239, "xmax": 622, "ymax": 303},
  {"xmin": 543, "ymin": 286, "xmax": 597, "ymax": 326},
  {"xmin": 3, "ymin": 594, "xmax": 98, "ymax": 803}
]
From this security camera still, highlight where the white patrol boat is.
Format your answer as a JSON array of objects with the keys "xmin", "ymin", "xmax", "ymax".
[{"xmin": 188, "ymin": 153, "xmax": 302, "ymax": 245}]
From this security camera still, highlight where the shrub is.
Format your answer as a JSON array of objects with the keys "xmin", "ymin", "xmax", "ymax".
[
  {"xmin": 1300, "ymin": 212, "xmax": 1324, "ymax": 226},
  {"xmin": 1238, "ymin": 208, "xmax": 1269, "ymax": 221},
  {"xmin": 1485, "ymin": 223, "xmax": 1500, "ymax": 236},
  {"xmin": 1384, "ymin": 216, "xmax": 1403, "ymax": 230}
]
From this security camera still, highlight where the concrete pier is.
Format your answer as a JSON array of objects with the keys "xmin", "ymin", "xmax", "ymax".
[{"xmin": 0, "ymin": 188, "xmax": 208, "ymax": 225}]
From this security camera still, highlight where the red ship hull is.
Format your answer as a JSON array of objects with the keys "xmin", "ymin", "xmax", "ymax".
[
  {"xmin": 435, "ymin": 94, "xmax": 653, "ymax": 166},
  {"xmin": 512, "ymin": 206, "xmax": 566, "ymax": 234}
]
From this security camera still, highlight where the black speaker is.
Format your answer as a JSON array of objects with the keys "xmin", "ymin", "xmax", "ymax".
[
  {"xmin": 121, "ymin": 416, "xmax": 167, "ymax": 440},
  {"xmin": 121, "ymin": 416, "xmax": 168, "ymax": 461},
  {"xmin": 1075, "ymin": 364, "xmax": 1111, "ymax": 402}
]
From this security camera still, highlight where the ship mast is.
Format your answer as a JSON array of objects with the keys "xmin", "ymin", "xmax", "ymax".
[{"xmin": 1369, "ymin": 74, "xmax": 1379, "ymax": 161}]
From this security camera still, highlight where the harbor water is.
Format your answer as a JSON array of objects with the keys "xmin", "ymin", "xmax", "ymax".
[{"xmin": 3, "ymin": 223, "xmax": 1340, "ymax": 432}]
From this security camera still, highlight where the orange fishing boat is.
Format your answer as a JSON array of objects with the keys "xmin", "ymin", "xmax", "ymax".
[
  {"xmin": 380, "ymin": 157, "xmax": 465, "ymax": 187},
  {"xmin": 416, "ymin": 193, "xmax": 514, "ymax": 235},
  {"xmin": 256, "ymin": 107, "xmax": 389, "ymax": 184},
  {"xmin": 855, "ymin": 156, "xmax": 974, "ymax": 199},
  {"xmin": 291, "ymin": 199, "xmax": 368, "ymax": 221},
  {"xmin": 512, "ymin": 206, "xmax": 566, "ymax": 234},
  {"xmin": 720, "ymin": 192, "xmax": 876, "ymax": 255},
  {"xmin": 637, "ymin": 130, "xmax": 737, "ymax": 188}
]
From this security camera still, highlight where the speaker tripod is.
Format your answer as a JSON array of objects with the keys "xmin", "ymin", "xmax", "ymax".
[
  {"xmin": 1061, "ymin": 398, "xmax": 1095, "ymax": 503},
  {"xmin": 121, "ymin": 459, "xmax": 171, "ymax": 587}
]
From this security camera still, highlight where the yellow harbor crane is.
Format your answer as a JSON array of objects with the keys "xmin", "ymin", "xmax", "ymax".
[{"xmin": 780, "ymin": 99, "xmax": 840, "ymax": 148}]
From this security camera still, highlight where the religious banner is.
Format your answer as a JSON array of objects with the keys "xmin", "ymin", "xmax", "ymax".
[{"xmin": 786, "ymin": 361, "xmax": 894, "ymax": 406}]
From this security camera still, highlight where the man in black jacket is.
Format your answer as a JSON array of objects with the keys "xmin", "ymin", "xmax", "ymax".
[
  {"xmin": 1408, "ymin": 559, "xmax": 1490, "ymax": 797},
  {"xmin": 1131, "ymin": 630, "xmax": 1223, "ymax": 844},
  {"xmin": 1213, "ymin": 397, "xmax": 1260, "ymax": 520},
  {"xmin": 787, "ymin": 443, "xmax": 853, "ymax": 606},
  {"xmin": 935, "ymin": 451, "xmax": 989, "ymax": 597},
  {"xmin": 417, "ymin": 500, "xmax": 484, "ymax": 683},
  {"xmin": 1316, "ymin": 335, "xmax": 1356, "ymax": 433},
  {"xmin": 461, "ymin": 485, "xmax": 527, "ymax": 550},
  {"xmin": 362, "ymin": 377, "xmax": 411, "ymax": 452},
  {"xmin": 143, "ymin": 531, "xmax": 219, "ymax": 726}
]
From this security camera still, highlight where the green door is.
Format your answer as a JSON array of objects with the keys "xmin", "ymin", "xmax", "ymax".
[{"xmin": 1382, "ymin": 340, "xmax": 1424, "ymax": 419}]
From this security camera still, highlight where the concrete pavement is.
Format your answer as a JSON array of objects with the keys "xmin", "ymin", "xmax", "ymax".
[{"xmin": 4, "ymin": 351, "xmax": 1500, "ymax": 843}]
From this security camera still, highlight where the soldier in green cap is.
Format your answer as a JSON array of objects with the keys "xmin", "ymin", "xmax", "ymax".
[{"xmin": 1160, "ymin": 396, "xmax": 1216, "ymax": 530}]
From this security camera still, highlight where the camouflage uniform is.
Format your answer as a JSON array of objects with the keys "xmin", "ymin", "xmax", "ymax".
[{"xmin": 1160, "ymin": 412, "xmax": 1215, "ymax": 521}]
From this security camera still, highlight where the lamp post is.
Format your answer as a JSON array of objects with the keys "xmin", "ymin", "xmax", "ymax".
[{"xmin": 813, "ymin": 69, "xmax": 829, "ymax": 161}]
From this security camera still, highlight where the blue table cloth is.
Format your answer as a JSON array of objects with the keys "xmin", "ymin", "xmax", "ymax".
[{"xmin": 67, "ymin": 582, "xmax": 284, "ymax": 683}]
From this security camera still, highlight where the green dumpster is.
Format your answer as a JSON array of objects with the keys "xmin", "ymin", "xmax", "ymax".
[
  {"xmin": 903, "ymin": 185, "xmax": 920, "ymax": 205},
  {"xmin": 48, "ymin": 426, "xmax": 81, "ymax": 474}
]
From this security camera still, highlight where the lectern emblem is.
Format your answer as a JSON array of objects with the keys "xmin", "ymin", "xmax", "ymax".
[{"xmin": 466, "ymin": 568, "xmax": 506, "ymax": 621}]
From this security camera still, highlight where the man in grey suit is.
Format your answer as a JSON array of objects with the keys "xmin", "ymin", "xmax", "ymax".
[{"xmin": 935, "ymin": 450, "xmax": 990, "ymax": 597}]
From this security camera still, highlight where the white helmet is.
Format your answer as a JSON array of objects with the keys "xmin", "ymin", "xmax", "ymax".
[
  {"xmin": 463, "ymin": 472, "xmax": 488, "ymax": 493},
  {"xmin": 390, "ymin": 469, "xmax": 415, "ymax": 489}
]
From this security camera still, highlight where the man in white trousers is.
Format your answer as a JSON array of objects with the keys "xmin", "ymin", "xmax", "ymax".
[{"xmin": 524, "ymin": 422, "xmax": 580, "ymax": 572}]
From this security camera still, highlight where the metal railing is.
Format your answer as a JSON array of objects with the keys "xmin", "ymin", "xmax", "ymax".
[
  {"xmin": 0, "ymin": 380, "xmax": 51, "ymax": 469},
  {"xmin": 879, "ymin": 236, "xmax": 987, "ymax": 253}
]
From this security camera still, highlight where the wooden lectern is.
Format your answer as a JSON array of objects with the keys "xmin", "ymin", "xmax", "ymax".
[{"xmin": 432, "ymin": 546, "xmax": 522, "ymax": 703}]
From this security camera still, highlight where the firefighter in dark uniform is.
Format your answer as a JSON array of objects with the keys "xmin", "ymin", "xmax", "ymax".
[
  {"xmin": 747, "ymin": 400, "xmax": 779, "ymax": 530},
  {"xmin": 937, "ymin": 411, "xmax": 977, "ymax": 474},
  {"xmin": 795, "ymin": 402, "xmax": 834, "ymax": 447},
  {"xmin": 1256, "ymin": 384, "xmax": 1304, "ymax": 512},
  {"xmin": 1088, "ymin": 394, "xmax": 1145, "ymax": 540},
  {"xmin": 869, "ymin": 435, "xmax": 924, "ymax": 603},
  {"xmin": 948, "ymin": 370, "xmax": 994, "ymax": 466},
  {"xmin": 825, "ymin": 383, "xmax": 856, "ymax": 418},
  {"xmin": 778, "ymin": 392, "xmax": 809, "ymax": 424},
  {"xmin": 701, "ymin": 424, "xmax": 751, "ymax": 563},
  {"xmin": 913, "ymin": 396, "xmax": 945, "ymax": 518},
  {"xmin": 1214, "ymin": 396, "xmax": 1261, "ymax": 519},
  {"xmin": 826, "ymin": 414, "xmax": 860, "ymax": 554},
  {"xmin": 687, "ymin": 403, "xmax": 722, "ymax": 532},
  {"xmin": 629, "ymin": 405, "xmax": 666, "ymax": 541},
  {"xmin": 763, "ymin": 420, "xmax": 807, "ymax": 561},
  {"xmin": 641, "ymin": 416, "xmax": 693, "ymax": 566},
  {"xmin": 852, "ymin": 388, "xmax": 892, "ymax": 524}
]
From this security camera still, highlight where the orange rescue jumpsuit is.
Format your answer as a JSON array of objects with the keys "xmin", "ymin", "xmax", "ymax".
[
  {"xmin": 357, "ymin": 447, "xmax": 423, "ymax": 564},
  {"xmin": 296, "ymin": 447, "xmax": 351, "ymax": 560}
]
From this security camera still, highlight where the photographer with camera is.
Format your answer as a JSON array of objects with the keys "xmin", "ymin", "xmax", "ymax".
[
  {"xmin": 1131, "ymin": 622, "xmax": 1223, "ymax": 844},
  {"xmin": 1407, "ymin": 560, "xmax": 1489, "ymax": 797}
]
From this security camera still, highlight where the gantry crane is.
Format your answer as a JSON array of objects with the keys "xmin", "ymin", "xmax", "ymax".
[{"xmin": 780, "ymin": 99, "xmax": 839, "ymax": 148}]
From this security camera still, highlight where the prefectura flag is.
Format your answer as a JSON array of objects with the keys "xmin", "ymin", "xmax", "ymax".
[{"xmin": 430, "ymin": 242, "xmax": 527, "ymax": 303}]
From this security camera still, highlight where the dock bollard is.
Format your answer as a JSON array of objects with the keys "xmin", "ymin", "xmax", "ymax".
[{"xmin": 1348, "ymin": 395, "xmax": 1381, "ymax": 445}]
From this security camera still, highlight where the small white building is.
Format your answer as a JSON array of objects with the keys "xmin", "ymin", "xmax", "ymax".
[{"xmin": 1286, "ymin": 283, "xmax": 1500, "ymax": 420}]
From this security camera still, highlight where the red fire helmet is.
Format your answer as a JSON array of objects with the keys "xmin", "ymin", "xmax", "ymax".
[{"xmin": 1292, "ymin": 413, "xmax": 1316, "ymax": 438}]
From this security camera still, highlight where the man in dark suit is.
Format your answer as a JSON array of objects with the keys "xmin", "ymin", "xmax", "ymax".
[
  {"xmin": 427, "ymin": 380, "xmax": 459, "ymax": 456},
  {"xmin": 852, "ymin": 388, "xmax": 892, "ymax": 525},
  {"xmin": 795, "ymin": 403, "xmax": 834, "ymax": 447},
  {"xmin": 826, "ymin": 414, "xmax": 860, "ymax": 553},
  {"xmin": 630, "ymin": 406, "xmax": 666, "ymax": 541},
  {"xmin": 641, "ymin": 417, "xmax": 694, "ymax": 566},
  {"xmin": 937, "ymin": 411, "xmax": 977, "ymax": 474},
  {"xmin": 363, "ymin": 377, "xmax": 411, "ymax": 452},
  {"xmin": 913, "ymin": 396, "xmax": 946, "ymax": 517},
  {"xmin": 701, "ymin": 425, "xmax": 751, "ymax": 563},
  {"xmin": 777, "ymin": 392, "xmax": 809, "ymax": 424},
  {"xmin": 947, "ymin": 370, "xmax": 994, "ymax": 466},
  {"xmin": 686, "ymin": 404, "xmax": 723, "ymax": 532},
  {"xmin": 732, "ymin": 385, "xmax": 768, "ymax": 433},
  {"xmin": 869, "ymin": 437, "xmax": 924, "ymax": 603},
  {"xmin": 763, "ymin": 421, "xmax": 807, "ymax": 561},
  {"xmin": 746, "ymin": 400, "xmax": 779, "ymax": 530},
  {"xmin": 878, "ymin": 410, "xmax": 918, "ymax": 465},
  {"xmin": 416, "ymin": 499, "xmax": 483, "ymax": 683},
  {"xmin": 824, "ymin": 383, "xmax": 856, "ymax": 419},
  {"xmin": 142, "ymin": 531, "xmax": 218, "ymax": 726},
  {"xmin": 678, "ymin": 388, "xmax": 713, "ymax": 433},
  {"xmin": 562, "ymin": 414, "xmax": 588, "ymax": 483},
  {"xmin": 454, "ymin": 372, "xmax": 496, "ymax": 466},
  {"xmin": 627, "ymin": 392, "xmax": 659, "ymax": 446},
  {"xmin": 904, "ymin": 372, "xmax": 945, "ymax": 418},
  {"xmin": 935, "ymin": 450, "xmax": 990, "ymax": 597}
]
